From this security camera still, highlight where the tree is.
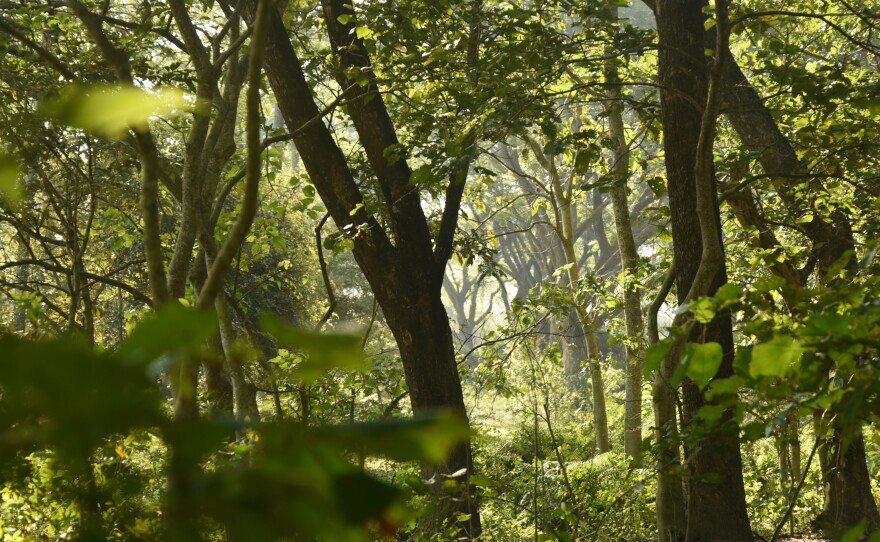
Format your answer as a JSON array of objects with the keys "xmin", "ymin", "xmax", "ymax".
[
  {"xmin": 654, "ymin": 0, "xmax": 751, "ymax": 539},
  {"xmin": 242, "ymin": 0, "xmax": 486, "ymax": 534},
  {"xmin": 604, "ymin": 6, "xmax": 646, "ymax": 462},
  {"xmin": 718, "ymin": 33, "xmax": 880, "ymax": 536},
  {"xmin": 519, "ymin": 132, "xmax": 611, "ymax": 454}
]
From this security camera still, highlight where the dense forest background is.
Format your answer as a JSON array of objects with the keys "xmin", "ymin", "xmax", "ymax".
[{"xmin": 1, "ymin": 0, "xmax": 879, "ymax": 540}]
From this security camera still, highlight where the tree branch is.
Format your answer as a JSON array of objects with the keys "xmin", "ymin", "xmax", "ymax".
[{"xmin": 197, "ymin": 0, "xmax": 270, "ymax": 308}]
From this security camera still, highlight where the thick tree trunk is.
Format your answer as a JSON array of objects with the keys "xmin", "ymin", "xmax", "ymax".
[
  {"xmin": 638, "ymin": 10, "xmax": 878, "ymax": 524},
  {"xmin": 656, "ymin": 1, "xmax": 751, "ymax": 540},
  {"xmin": 380, "ymin": 282, "xmax": 481, "ymax": 537},
  {"xmin": 813, "ymin": 425, "xmax": 880, "ymax": 532}
]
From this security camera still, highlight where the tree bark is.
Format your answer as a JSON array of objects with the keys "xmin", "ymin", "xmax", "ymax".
[
  {"xmin": 656, "ymin": 1, "xmax": 751, "ymax": 540},
  {"xmin": 382, "ymin": 282, "xmax": 480, "ymax": 535},
  {"xmin": 812, "ymin": 420, "xmax": 880, "ymax": 532},
  {"xmin": 649, "ymin": 264, "xmax": 687, "ymax": 540}
]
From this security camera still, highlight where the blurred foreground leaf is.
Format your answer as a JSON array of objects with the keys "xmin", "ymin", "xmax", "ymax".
[
  {"xmin": 318, "ymin": 411, "xmax": 470, "ymax": 463},
  {"xmin": 750, "ymin": 335, "xmax": 802, "ymax": 378},
  {"xmin": 0, "ymin": 308, "xmax": 464, "ymax": 541},
  {"xmin": 117, "ymin": 303, "xmax": 217, "ymax": 373},
  {"xmin": 262, "ymin": 315, "xmax": 366, "ymax": 382},
  {"xmin": 0, "ymin": 154, "xmax": 22, "ymax": 205},
  {"xmin": 0, "ymin": 335, "xmax": 163, "ymax": 461},
  {"xmin": 41, "ymin": 84, "xmax": 191, "ymax": 138}
]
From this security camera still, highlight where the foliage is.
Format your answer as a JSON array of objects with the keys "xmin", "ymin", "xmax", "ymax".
[
  {"xmin": 0, "ymin": 306, "xmax": 469, "ymax": 541},
  {"xmin": 1, "ymin": 0, "xmax": 880, "ymax": 540}
]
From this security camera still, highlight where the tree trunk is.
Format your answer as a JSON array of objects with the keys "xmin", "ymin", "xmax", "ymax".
[
  {"xmin": 523, "ymin": 134, "xmax": 611, "ymax": 454},
  {"xmin": 604, "ymin": 24, "xmax": 645, "ymax": 461},
  {"xmin": 638, "ymin": 5, "xmax": 878, "ymax": 525},
  {"xmin": 656, "ymin": 1, "xmax": 751, "ymax": 540},
  {"xmin": 649, "ymin": 265, "xmax": 687, "ymax": 541},
  {"xmin": 204, "ymin": 336, "xmax": 235, "ymax": 416},
  {"xmin": 653, "ymin": 354, "xmax": 687, "ymax": 541},
  {"xmin": 582, "ymin": 313, "xmax": 610, "ymax": 453},
  {"xmin": 215, "ymin": 293, "xmax": 260, "ymax": 422},
  {"xmin": 13, "ymin": 235, "xmax": 30, "ymax": 333},
  {"xmin": 560, "ymin": 306, "xmax": 588, "ymax": 379},
  {"xmin": 814, "ymin": 420, "xmax": 880, "ymax": 532},
  {"xmin": 380, "ymin": 279, "xmax": 481, "ymax": 536}
]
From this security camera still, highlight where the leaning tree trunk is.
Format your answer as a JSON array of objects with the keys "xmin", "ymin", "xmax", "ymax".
[
  {"xmin": 656, "ymin": 1, "xmax": 752, "ymax": 540},
  {"xmin": 717, "ymin": 28, "xmax": 879, "ymax": 534}
]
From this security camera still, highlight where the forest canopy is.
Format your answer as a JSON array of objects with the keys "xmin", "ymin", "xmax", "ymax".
[{"xmin": 1, "ymin": 0, "xmax": 879, "ymax": 540}]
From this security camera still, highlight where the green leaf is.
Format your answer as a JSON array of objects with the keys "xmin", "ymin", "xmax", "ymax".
[
  {"xmin": 261, "ymin": 316, "xmax": 366, "ymax": 382},
  {"xmin": 117, "ymin": 303, "xmax": 217, "ymax": 370},
  {"xmin": 854, "ymin": 96, "xmax": 880, "ymax": 116},
  {"xmin": 713, "ymin": 283, "xmax": 743, "ymax": 304},
  {"xmin": 690, "ymin": 297, "xmax": 716, "ymax": 323},
  {"xmin": 42, "ymin": 84, "xmax": 191, "ymax": 138},
  {"xmin": 469, "ymin": 474, "xmax": 496, "ymax": 488},
  {"xmin": 841, "ymin": 520, "xmax": 867, "ymax": 542},
  {"xmin": 684, "ymin": 342, "xmax": 723, "ymax": 389},
  {"xmin": 319, "ymin": 412, "xmax": 470, "ymax": 463},
  {"xmin": 0, "ymin": 155, "xmax": 22, "ymax": 205},
  {"xmin": 802, "ymin": 313, "xmax": 851, "ymax": 337},
  {"xmin": 695, "ymin": 404, "xmax": 725, "ymax": 423},
  {"xmin": 705, "ymin": 375, "xmax": 744, "ymax": 400},
  {"xmin": 333, "ymin": 473, "xmax": 401, "ymax": 524},
  {"xmin": 410, "ymin": 164, "xmax": 433, "ymax": 185},
  {"xmin": 423, "ymin": 46, "xmax": 450, "ymax": 66},
  {"xmin": 355, "ymin": 26, "xmax": 373, "ymax": 40},
  {"xmin": 643, "ymin": 340, "xmax": 671, "ymax": 379},
  {"xmin": 796, "ymin": 212, "xmax": 814, "ymax": 224},
  {"xmin": 0, "ymin": 335, "xmax": 163, "ymax": 460},
  {"xmin": 573, "ymin": 150, "xmax": 592, "ymax": 175},
  {"xmin": 750, "ymin": 335, "xmax": 803, "ymax": 378}
]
